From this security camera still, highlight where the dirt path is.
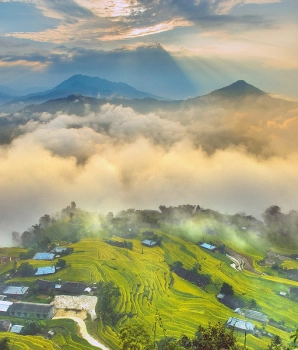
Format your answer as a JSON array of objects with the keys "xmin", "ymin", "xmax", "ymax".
[{"xmin": 53, "ymin": 316, "xmax": 110, "ymax": 350}]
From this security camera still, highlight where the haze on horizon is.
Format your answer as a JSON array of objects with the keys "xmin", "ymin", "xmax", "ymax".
[{"xmin": 0, "ymin": 0, "xmax": 298, "ymax": 245}]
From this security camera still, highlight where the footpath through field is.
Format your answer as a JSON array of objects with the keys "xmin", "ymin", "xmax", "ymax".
[{"xmin": 53, "ymin": 316, "xmax": 110, "ymax": 350}]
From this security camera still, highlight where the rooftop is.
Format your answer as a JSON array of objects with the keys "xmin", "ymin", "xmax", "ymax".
[
  {"xmin": 10, "ymin": 325, "xmax": 24, "ymax": 334},
  {"xmin": 142, "ymin": 239, "xmax": 157, "ymax": 246},
  {"xmin": 227, "ymin": 317, "xmax": 255, "ymax": 332},
  {"xmin": 9, "ymin": 302, "xmax": 53, "ymax": 314},
  {"xmin": 51, "ymin": 247, "xmax": 68, "ymax": 253},
  {"xmin": 33, "ymin": 252, "xmax": 55, "ymax": 260},
  {"xmin": 200, "ymin": 243, "xmax": 216, "ymax": 251},
  {"xmin": 3, "ymin": 286, "xmax": 29, "ymax": 295},
  {"xmin": 245, "ymin": 309, "xmax": 267, "ymax": 322},
  {"xmin": 35, "ymin": 266, "xmax": 56, "ymax": 276},
  {"xmin": 0, "ymin": 300, "xmax": 13, "ymax": 312}
]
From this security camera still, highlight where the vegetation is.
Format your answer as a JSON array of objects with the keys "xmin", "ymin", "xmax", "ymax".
[
  {"xmin": 0, "ymin": 338, "xmax": 10, "ymax": 350},
  {"xmin": 119, "ymin": 324, "xmax": 153, "ymax": 350},
  {"xmin": 1, "ymin": 203, "xmax": 298, "ymax": 349}
]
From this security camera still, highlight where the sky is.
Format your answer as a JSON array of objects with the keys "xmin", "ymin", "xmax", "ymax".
[
  {"xmin": 0, "ymin": 0, "xmax": 297, "ymax": 99},
  {"xmin": 0, "ymin": 0, "xmax": 298, "ymax": 245}
]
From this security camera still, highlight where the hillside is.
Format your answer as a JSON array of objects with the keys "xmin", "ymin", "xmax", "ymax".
[
  {"xmin": 1, "ymin": 204, "xmax": 298, "ymax": 349},
  {"xmin": 0, "ymin": 74, "xmax": 163, "ymax": 113}
]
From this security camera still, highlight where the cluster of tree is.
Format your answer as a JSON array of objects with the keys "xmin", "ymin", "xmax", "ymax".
[
  {"xmin": 220, "ymin": 282, "xmax": 234, "ymax": 296},
  {"xmin": 96, "ymin": 281, "xmax": 122, "ymax": 326},
  {"xmin": 262, "ymin": 205, "xmax": 298, "ymax": 248},
  {"xmin": 118, "ymin": 322, "xmax": 298, "ymax": 350},
  {"xmin": 119, "ymin": 322, "xmax": 241, "ymax": 350},
  {"xmin": 170, "ymin": 261, "xmax": 211, "ymax": 288}
]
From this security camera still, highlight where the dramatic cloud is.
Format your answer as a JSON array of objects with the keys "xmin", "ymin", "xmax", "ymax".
[
  {"xmin": 1, "ymin": 98, "xmax": 298, "ymax": 244},
  {"xmin": 3, "ymin": 0, "xmax": 277, "ymax": 44}
]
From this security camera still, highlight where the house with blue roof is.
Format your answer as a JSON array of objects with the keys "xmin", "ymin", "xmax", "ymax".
[
  {"xmin": 200, "ymin": 243, "xmax": 216, "ymax": 251},
  {"xmin": 142, "ymin": 239, "xmax": 157, "ymax": 247},
  {"xmin": 35, "ymin": 266, "xmax": 56, "ymax": 276},
  {"xmin": 33, "ymin": 252, "xmax": 55, "ymax": 261},
  {"xmin": 226, "ymin": 317, "xmax": 255, "ymax": 333}
]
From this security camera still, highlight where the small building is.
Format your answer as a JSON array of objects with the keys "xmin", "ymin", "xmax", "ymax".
[
  {"xmin": 10, "ymin": 325, "xmax": 24, "ymax": 334},
  {"xmin": 0, "ymin": 301, "xmax": 13, "ymax": 314},
  {"xmin": 9, "ymin": 302, "xmax": 54, "ymax": 320},
  {"xmin": 245, "ymin": 309, "xmax": 267, "ymax": 323},
  {"xmin": 142, "ymin": 239, "xmax": 157, "ymax": 247},
  {"xmin": 35, "ymin": 266, "xmax": 56, "ymax": 276},
  {"xmin": 0, "ymin": 319, "xmax": 11, "ymax": 332},
  {"xmin": 33, "ymin": 252, "xmax": 55, "ymax": 261},
  {"xmin": 59, "ymin": 282, "xmax": 87, "ymax": 295},
  {"xmin": 3, "ymin": 286, "xmax": 29, "ymax": 297},
  {"xmin": 200, "ymin": 243, "xmax": 216, "ymax": 251},
  {"xmin": 226, "ymin": 317, "xmax": 255, "ymax": 333},
  {"xmin": 51, "ymin": 247, "xmax": 72, "ymax": 255},
  {"xmin": 279, "ymin": 291, "xmax": 287, "ymax": 297},
  {"xmin": 34, "ymin": 280, "xmax": 55, "ymax": 293}
]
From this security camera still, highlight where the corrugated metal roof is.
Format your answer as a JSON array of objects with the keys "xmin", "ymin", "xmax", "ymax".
[
  {"xmin": 10, "ymin": 325, "xmax": 24, "ymax": 334},
  {"xmin": 245, "ymin": 309, "xmax": 267, "ymax": 322},
  {"xmin": 142, "ymin": 240, "xmax": 157, "ymax": 246},
  {"xmin": 33, "ymin": 252, "xmax": 55, "ymax": 260},
  {"xmin": 200, "ymin": 243, "xmax": 216, "ymax": 250},
  {"xmin": 52, "ymin": 247, "xmax": 68, "ymax": 253},
  {"xmin": 0, "ymin": 300, "xmax": 13, "ymax": 312},
  {"xmin": 35, "ymin": 266, "xmax": 56, "ymax": 276},
  {"xmin": 227, "ymin": 317, "xmax": 255, "ymax": 331},
  {"xmin": 10, "ymin": 302, "xmax": 53, "ymax": 313},
  {"xmin": 3, "ymin": 286, "xmax": 29, "ymax": 295}
]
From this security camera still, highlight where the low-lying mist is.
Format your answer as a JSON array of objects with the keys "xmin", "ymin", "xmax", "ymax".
[{"xmin": 1, "ymin": 97, "xmax": 298, "ymax": 245}]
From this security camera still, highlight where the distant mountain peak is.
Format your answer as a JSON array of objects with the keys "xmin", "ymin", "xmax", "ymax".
[{"xmin": 210, "ymin": 80, "xmax": 266, "ymax": 98}]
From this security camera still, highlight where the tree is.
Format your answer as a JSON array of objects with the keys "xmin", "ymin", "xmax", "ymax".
[
  {"xmin": 56, "ymin": 258, "xmax": 67, "ymax": 269},
  {"xmin": 0, "ymin": 337, "xmax": 10, "ymax": 350},
  {"xmin": 177, "ymin": 322, "xmax": 241, "ymax": 350},
  {"xmin": 119, "ymin": 324, "xmax": 153, "ymax": 350},
  {"xmin": 21, "ymin": 320, "xmax": 42, "ymax": 335},
  {"xmin": 17, "ymin": 262, "xmax": 35, "ymax": 277},
  {"xmin": 97, "ymin": 281, "xmax": 121, "ymax": 325},
  {"xmin": 248, "ymin": 299, "xmax": 259, "ymax": 310},
  {"xmin": 220, "ymin": 282, "xmax": 234, "ymax": 296}
]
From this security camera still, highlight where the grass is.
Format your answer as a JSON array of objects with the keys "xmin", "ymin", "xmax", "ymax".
[{"xmin": 1, "ymin": 220, "xmax": 298, "ymax": 349}]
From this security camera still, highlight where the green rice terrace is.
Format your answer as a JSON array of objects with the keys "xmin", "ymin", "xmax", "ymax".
[{"xmin": 0, "ymin": 203, "xmax": 298, "ymax": 349}]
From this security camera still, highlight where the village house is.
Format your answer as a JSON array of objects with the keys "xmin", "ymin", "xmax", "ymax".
[
  {"xmin": 142, "ymin": 239, "xmax": 157, "ymax": 247},
  {"xmin": 226, "ymin": 317, "xmax": 255, "ymax": 333},
  {"xmin": 59, "ymin": 282, "xmax": 88, "ymax": 295},
  {"xmin": 200, "ymin": 243, "xmax": 216, "ymax": 251},
  {"xmin": 51, "ymin": 247, "xmax": 73, "ymax": 256},
  {"xmin": 9, "ymin": 302, "xmax": 54, "ymax": 320},
  {"xmin": 245, "ymin": 309, "xmax": 268, "ymax": 323},
  {"xmin": 34, "ymin": 280, "xmax": 55, "ymax": 293},
  {"xmin": 0, "ymin": 300, "xmax": 13, "ymax": 315},
  {"xmin": 33, "ymin": 252, "xmax": 55, "ymax": 261},
  {"xmin": 10, "ymin": 325, "xmax": 24, "ymax": 334},
  {"xmin": 35, "ymin": 266, "xmax": 56, "ymax": 276},
  {"xmin": 3, "ymin": 286, "xmax": 29, "ymax": 298}
]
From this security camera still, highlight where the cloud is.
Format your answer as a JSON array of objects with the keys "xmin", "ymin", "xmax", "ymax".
[
  {"xmin": 1, "ymin": 97, "xmax": 298, "ymax": 244},
  {"xmin": 3, "ymin": 0, "xmax": 277, "ymax": 44}
]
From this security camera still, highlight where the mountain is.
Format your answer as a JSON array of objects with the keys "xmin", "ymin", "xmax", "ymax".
[
  {"xmin": 0, "ymin": 91, "xmax": 16, "ymax": 104},
  {"xmin": 209, "ymin": 80, "xmax": 266, "ymax": 99},
  {"xmin": 1, "ymin": 74, "xmax": 164, "ymax": 113}
]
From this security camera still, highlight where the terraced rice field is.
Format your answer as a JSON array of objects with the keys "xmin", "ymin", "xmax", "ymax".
[
  {"xmin": 3, "ymin": 220, "xmax": 298, "ymax": 350},
  {"xmin": 33, "ymin": 234, "xmax": 296, "ymax": 349}
]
